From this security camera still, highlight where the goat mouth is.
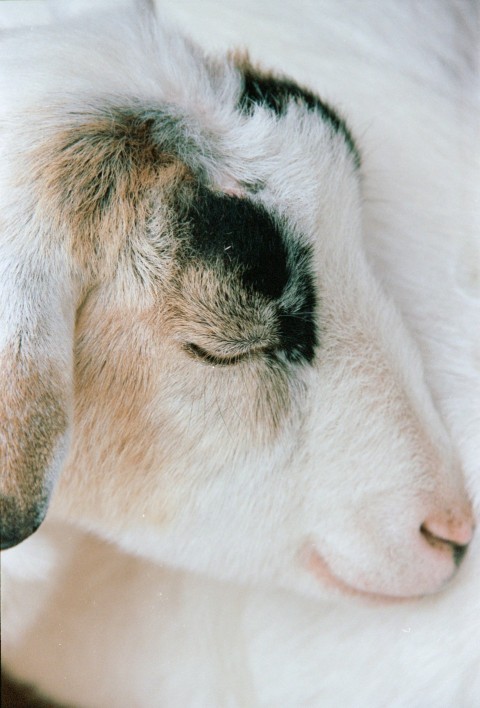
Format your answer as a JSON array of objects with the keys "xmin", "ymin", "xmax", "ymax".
[{"xmin": 302, "ymin": 545, "xmax": 421, "ymax": 604}]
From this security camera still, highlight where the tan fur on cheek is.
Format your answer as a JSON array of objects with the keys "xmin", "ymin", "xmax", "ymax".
[{"xmin": 51, "ymin": 301, "xmax": 176, "ymax": 530}]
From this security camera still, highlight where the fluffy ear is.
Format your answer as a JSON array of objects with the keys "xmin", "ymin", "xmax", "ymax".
[
  {"xmin": 0, "ymin": 105, "xmax": 189, "ymax": 549},
  {"xmin": 0, "ymin": 248, "xmax": 74, "ymax": 549}
]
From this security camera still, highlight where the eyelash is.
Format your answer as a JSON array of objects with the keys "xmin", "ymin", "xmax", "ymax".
[{"xmin": 183, "ymin": 342, "xmax": 250, "ymax": 366}]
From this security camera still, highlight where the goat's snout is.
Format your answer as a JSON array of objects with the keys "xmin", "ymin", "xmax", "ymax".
[
  {"xmin": 420, "ymin": 508, "xmax": 475, "ymax": 567},
  {"xmin": 304, "ymin": 497, "xmax": 476, "ymax": 601}
]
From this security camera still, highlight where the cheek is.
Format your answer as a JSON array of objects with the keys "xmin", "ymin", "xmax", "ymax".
[
  {"xmin": 60, "ymin": 269, "xmax": 303, "ymax": 556},
  {"xmin": 153, "ymin": 324, "xmax": 299, "ymax": 447},
  {"xmin": 57, "ymin": 301, "xmax": 295, "ymax": 535},
  {"xmin": 54, "ymin": 396, "xmax": 176, "ymax": 531},
  {"xmin": 53, "ymin": 302, "xmax": 174, "ymax": 528}
]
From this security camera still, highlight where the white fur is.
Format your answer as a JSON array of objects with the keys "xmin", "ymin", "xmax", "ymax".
[{"xmin": 1, "ymin": 0, "xmax": 479, "ymax": 705}]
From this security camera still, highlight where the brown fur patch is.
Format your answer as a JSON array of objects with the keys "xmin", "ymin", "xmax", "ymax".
[{"xmin": 30, "ymin": 108, "xmax": 191, "ymax": 277}]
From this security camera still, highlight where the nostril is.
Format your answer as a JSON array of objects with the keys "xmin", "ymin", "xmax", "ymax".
[
  {"xmin": 452, "ymin": 543, "xmax": 469, "ymax": 567},
  {"xmin": 420, "ymin": 515, "xmax": 474, "ymax": 567},
  {"xmin": 421, "ymin": 514, "xmax": 474, "ymax": 547}
]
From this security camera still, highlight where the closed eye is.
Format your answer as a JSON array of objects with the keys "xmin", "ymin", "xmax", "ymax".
[{"xmin": 183, "ymin": 342, "xmax": 265, "ymax": 366}]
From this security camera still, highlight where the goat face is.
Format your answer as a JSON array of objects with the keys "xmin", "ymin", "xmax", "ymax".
[{"xmin": 0, "ymin": 17, "xmax": 474, "ymax": 601}]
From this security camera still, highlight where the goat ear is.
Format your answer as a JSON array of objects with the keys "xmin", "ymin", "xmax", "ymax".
[
  {"xmin": 0, "ymin": 107, "xmax": 189, "ymax": 550},
  {"xmin": 0, "ymin": 252, "xmax": 74, "ymax": 550}
]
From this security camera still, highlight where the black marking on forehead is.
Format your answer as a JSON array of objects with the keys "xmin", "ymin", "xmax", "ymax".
[
  {"xmin": 182, "ymin": 187, "xmax": 318, "ymax": 363},
  {"xmin": 237, "ymin": 67, "xmax": 360, "ymax": 168},
  {"xmin": 185, "ymin": 187, "xmax": 289, "ymax": 299}
]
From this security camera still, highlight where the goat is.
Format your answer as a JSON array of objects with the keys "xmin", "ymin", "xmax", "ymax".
[{"xmin": 1, "ymin": 1, "xmax": 479, "ymax": 705}]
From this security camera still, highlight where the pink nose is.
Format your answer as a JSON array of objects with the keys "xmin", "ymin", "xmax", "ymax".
[{"xmin": 421, "ymin": 510, "xmax": 475, "ymax": 565}]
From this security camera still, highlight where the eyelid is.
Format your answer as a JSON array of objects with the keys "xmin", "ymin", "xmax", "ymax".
[{"xmin": 183, "ymin": 342, "xmax": 256, "ymax": 366}]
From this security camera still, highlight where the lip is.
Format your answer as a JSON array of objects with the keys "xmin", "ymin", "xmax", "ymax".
[{"xmin": 302, "ymin": 544, "xmax": 422, "ymax": 604}]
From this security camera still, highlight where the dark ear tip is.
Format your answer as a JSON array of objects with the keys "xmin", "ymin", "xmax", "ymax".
[
  {"xmin": 0, "ymin": 500, "xmax": 46, "ymax": 551},
  {"xmin": 1, "ymin": 537, "xmax": 23, "ymax": 551},
  {"xmin": 0, "ymin": 524, "xmax": 43, "ymax": 551}
]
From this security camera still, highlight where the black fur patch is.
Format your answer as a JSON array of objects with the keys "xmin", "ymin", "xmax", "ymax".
[
  {"xmin": 277, "ymin": 279, "xmax": 317, "ymax": 364},
  {"xmin": 185, "ymin": 187, "xmax": 289, "ymax": 299},
  {"xmin": 183, "ymin": 187, "xmax": 318, "ymax": 363},
  {"xmin": 238, "ymin": 68, "xmax": 360, "ymax": 168}
]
